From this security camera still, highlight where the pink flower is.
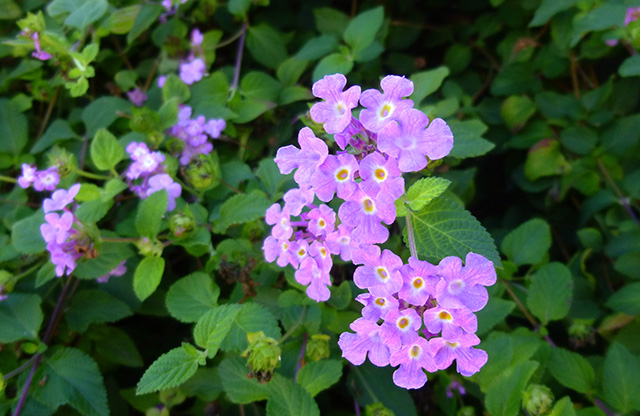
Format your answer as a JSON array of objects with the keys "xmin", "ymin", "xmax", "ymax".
[
  {"xmin": 127, "ymin": 88, "xmax": 148, "ymax": 107},
  {"xmin": 43, "ymin": 184, "xmax": 81, "ymax": 213},
  {"xmin": 359, "ymin": 75, "xmax": 414, "ymax": 133},
  {"xmin": 146, "ymin": 174, "xmax": 182, "ymax": 211},
  {"xmin": 179, "ymin": 58, "xmax": 206, "ymax": 85},
  {"xmin": 310, "ymin": 74, "xmax": 361, "ymax": 134},
  {"xmin": 18, "ymin": 164, "xmax": 36, "ymax": 189},
  {"xmin": 389, "ymin": 338, "xmax": 438, "ymax": 389},
  {"xmin": 33, "ymin": 167, "xmax": 60, "ymax": 192}
]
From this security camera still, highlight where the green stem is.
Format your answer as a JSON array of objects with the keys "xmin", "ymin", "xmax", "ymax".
[
  {"xmin": 279, "ymin": 307, "xmax": 307, "ymax": 344},
  {"xmin": 0, "ymin": 175, "xmax": 18, "ymax": 184},
  {"xmin": 100, "ymin": 236, "xmax": 139, "ymax": 243},
  {"xmin": 405, "ymin": 212, "xmax": 419, "ymax": 260},
  {"xmin": 12, "ymin": 260, "xmax": 46, "ymax": 281},
  {"xmin": 73, "ymin": 169, "xmax": 111, "ymax": 180}
]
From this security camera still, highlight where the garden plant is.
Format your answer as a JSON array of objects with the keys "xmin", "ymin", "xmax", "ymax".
[{"xmin": 1, "ymin": 0, "xmax": 640, "ymax": 415}]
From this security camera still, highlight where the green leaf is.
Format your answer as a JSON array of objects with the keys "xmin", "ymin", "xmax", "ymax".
[
  {"xmin": 228, "ymin": 0, "xmax": 252, "ymax": 16},
  {"xmin": 31, "ymin": 119, "xmax": 79, "ymax": 154},
  {"xmin": 485, "ymin": 360, "xmax": 539, "ymax": 416},
  {"xmin": 127, "ymin": 4, "xmax": 164, "ymax": 44},
  {"xmin": 606, "ymin": 282, "xmax": 640, "ymax": 316},
  {"xmin": 601, "ymin": 343, "xmax": 640, "ymax": 413},
  {"xmin": 619, "ymin": 55, "xmax": 640, "ymax": 77},
  {"xmin": 476, "ymin": 298, "xmax": 515, "ymax": 336},
  {"xmin": 312, "ymin": 53, "xmax": 354, "ymax": 82},
  {"xmin": 349, "ymin": 363, "xmax": 418, "ymax": 416},
  {"xmin": 410, "ymin": 67, "xmax": 450, "ymax": 104},
  {"xmin": 82, "ymin": 97, "xmax": 130, "ymax": 137},
  {"xmin": 40, "ymin": 347, "xmax": 109, "ymax": 416},
  {"xmin": 0, "ymin": 293, "xmax": 43, "ymax": 342},
  {"xmin": 48, "ymin": 0, "xmax": 108, "ymax": 31},
  {"xmin": 11, "ymin": 210, "xmax": 45, "ymax": 254},
  {"xmin": 241, "ymin": 72, "xmax": 282, "ymax": 102},
  {"xmin": 219, "ymin": 357, "xmax": 270, "ymax": 404},
  {"xmin": 526, "ymin": 262, "xmax": 573, "ymax": 325},
  {"xmin": 91, "ymin": 326, "xmax": 143, "ymax": 367},
  {"xmin": 500, "ymin": 95, "xmax": 536, "ymax": 131},
  {"xmin": 136, "ymin": 345, "xmax": 201, "ymax": 394},
  {"xmin": 277, "ymin": 58, "xmax": 309, "ymax": 87},
  {"xmin": 530, "ymin": 0, "xmax": 578, "ymax": 27},
  {"xmin": 524, "ymin": 139, "xmax": 570, "ymax": 181},
  {"xmin": 405, "ymin": 177, "xmax": 451, "ymax": 213},
  {"xmin": 614, "ymin": 252, "xmax": 640, "ymax": 279},
  {"xmin": 405, "ymin": 196, "xmax": 501, "ymax": 266},
  {"xmin": 570, "ymin": 4, "xmax": 626, "ymax": 47},
  {"xmin": 266, "ymin": 373, "xmax": 320, "ymax": 416},
  {"xmin": 328, "ymin": 280, "xmax": 352, "ymax": 310},
  {"xmin": 193, "ymin": 304, "xmax": 242, "ymax": 357},
  {"xmin": 66, "ymin": 290, "xmax": 133, "ymax": 332},
  {"xmin": 0, "ymin": 0, "xmax": 21, "ymax": 20},
  {"xmin": 133, "ymin": 256, "xmax": 165, "ymax": 301},
  {"xmin": 295, "ymin": 35, "xmax": 339, "ymax": 60},
  {"xmin": 247, "ymin": 24, "xmax": 287, "ymax": 70},
  {"xmin": 343, "ymin": 6, "xmax": 384, "ymax": 53},
  {"xmin": 491, "ymin": 64, "xmax": 542, "ymax": 96},
  {"xmin": 75, "ymin": 198, "xmax": 113, "ymax": 223},
  {"xmin": 447, "ymin": 119, "xmax": 495, "ymax": 158},
  {"xmin": 136, "ymin": 190, "xmax": 168, "ymax": 238},
  {"xmin": 549, "ymin": 348, "xmax": 595, "ymax": 394},
  {"xmin": 90, "ymin": 128, "xmax": 124, "ymax": 171},
  {"xmin": 296, "ymin": 359, "xmax": 343, "ymax": 397},
  {"xmin": 162, "ymin": 74, "xmax": 191, "ymax": 104},
  {"xmin": 221, "ymin": 302, "xmax": 281, "ymax": 352},
  {"xmin": 213, "ymin": 190, "xmax": 271, "ymax": 234},
  {"xmin": 166, "ymin": 272, "xmax": 220, "ymax": 323},
  {"xmin": 256, "ymin": 158, "xmax": 287, "ymax": 197},
  {"xmin": 73, "ymin": 242, "xmax": 134, "ymax": 279},
  {"xmin": 0, "ymin": 98, "xmax": 27, "ymax": 156},
  {"xmin": 549, "ymin": 397, "xmax": 576, "ymax": 416},
  {"xmin": 314, "ymin": 7, "xmax": 349, "ymax": 37},
  {"xmin": 102, "ymin": 5, "xmax": 140, "ymax": 35},
  {"xmin": 501, "ymin": 218, "xmax": 551, "ymax": 266}
]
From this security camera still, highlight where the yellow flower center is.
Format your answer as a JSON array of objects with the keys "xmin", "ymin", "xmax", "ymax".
[
  {"xmin": 363, "ymin": 198, "xmax": 375, "ymax": 213},
  {"xmin": 398, "ymin": 317, "xmax": 409, "ymax": 329},
  {"xmin": 319, "ymin": 219, "xmax": 326, "ymax": 227},
  {"xmin": 438, "ymin": 311, "xmax": 452, "ymax": 321},
  {"xmin": 376, "ymin": 267, "xmax": 389, "ymax": 281},
  {"xmin": 380, "ymin": 104, "xmax": 392, "ymax": 118},
  {"xmin": 375, "ymin": 168, "xmax": 386, "ymax": 181},
  {"xmin": 410, "ymin": 345, "xmax": 421, "ymax": 357},
  {"xmin": 412, "ymin": 277, "xmax": 424, "ymax": 289},
  {"xmin": 375, "ymin": 298, "xmax": 386, "ymax": 306},
  {"xmin": 336, "ymin": 168, "xmax": 349, "ymax": 181},
  {"xmin": 320, "ymin": 247, "xmax": 327, "ymax": 257}
]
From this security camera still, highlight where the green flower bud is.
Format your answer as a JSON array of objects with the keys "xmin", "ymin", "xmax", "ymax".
[
  {"xmin": 241, "ymin": 219, "xmax": 265, "ymax": 241},
  {"xmin": 47, "ymin": 147, "xmax": 76, "ymax": 178},
  {"xmin": 182, "ymin": 152, "xmax": 220, "ymax": 190},
  {"xmin": 135, "ymin": 237, "xmax": 164, "ymax": 257},
  {"xmin": 305, "ymin": 334, "xmax": 330, "ymax": 362},
  {"xmin": 22, "ymin": 342, "xmax": 38, "ymax": 355},
  {"xmin": 168, "ymin": 208, "xmax": 196, "ymax": 237},
  {"xmin": 522, "ymin": 384, "xmax": 554, "ymax": 415},
  {"xmin": 145, "ymin": 406, "xmax": 169, "ymax": 416},
  {"xmin": 242, "ymin": 331, "xmax": 281, "ymax": 383},
  {"xmin": 365, "ymin": 402, "xmax": 396, "ymax": 416},
  {"xmin": 159, "ymin": 388, "xmax": 186, "ymax": 407},
  {"xmin": 568, "ymin": 319, "xmax": 595, "ymax": 348}
]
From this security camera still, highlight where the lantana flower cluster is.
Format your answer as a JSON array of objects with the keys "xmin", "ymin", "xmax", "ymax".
[
  {"xmin": 167, "ymin": 105, "xmax": 226, "ymax": 165},
  {"xmin": 263, "ymin": 73, "xmax": 496, "ymax": 389},
  {"xmin": 18, "ymin": 164, "xmax": 59, "ymax": 191},
  {"xmin": 125, "ymin": 142, "xmax": 182, "ymax": 211}
]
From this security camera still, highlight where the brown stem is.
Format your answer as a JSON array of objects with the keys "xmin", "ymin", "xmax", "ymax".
[{"xmin": 36, "ymin": 86, "xmax": 60, "ymax": 139}]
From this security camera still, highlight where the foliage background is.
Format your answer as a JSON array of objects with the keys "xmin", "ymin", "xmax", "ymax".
[{"xmin": 1, "ymin": 0, "xmax": 640, "ymax": 415}]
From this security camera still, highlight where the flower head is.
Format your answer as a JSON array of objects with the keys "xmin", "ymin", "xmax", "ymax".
[{"xmin": 310, "ymin": 74, "xmax": 361, "ymax": 134}]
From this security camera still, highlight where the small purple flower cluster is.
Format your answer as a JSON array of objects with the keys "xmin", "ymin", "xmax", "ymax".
[
  {"xmin": 178, "ymin": 29, "xmax": 206, "ymax": 85},
  {"xmin": 167, "ymin": 105, "xmax": 226, "ymax": 165},
  {"xmin": 606, "ymin": 7, "xmax": 640, "ymax": 46},
  {"xmin": 263, "ymin": 73, "xmax": 495, "ymax": 389},
  {"xmin": 127, "ymin": 88, "xmax": 148, "ymax": 107},
  {"xmin": 97, "ymin": 260, "xmax": 127, "ymax": 283},
  {"xmin": 30, "ymin": 31, "xmax": 51, "ymax": 61},
  {"xmin": 160, "ymin": 0, "xmax": 187, "ymax": 22},
  {"xmin": 18, "ymin": 164, "xmax": 59, "ymax": 191},
  {"xmin": 40, "ymin": 184, "xmax": 83, "ymax": 277},
  {"xmin": 125, "ymin": 142, "xmax": 181, "ymax": 211}
]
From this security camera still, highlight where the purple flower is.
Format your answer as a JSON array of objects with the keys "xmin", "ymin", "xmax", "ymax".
[
  {"xmin": 48, "ymin": 241, "xmax": 80, "ymax": 277},
  {"xmin": 398, "ymin": 257, "xmax": 439, "ymax": 307},
  {"xmin": 334, "ymin": 117, "xmax": 365, "ymax": 150},
  {"xmin": 158, "ymin": 76, "xmax": 167, "ymax": 87},
  {"xmin": 389, "ymin": 337, "xmax": 438, "ymax": 389},
  {"xmin": 204, "ymin": 119, "xmax": 226, "ymax": 138},
  {"xmin": 191, "ymin": 29, "xmax": 204, "ymax": 47},
  {"xmin": 18, "ymin": 164, "xmax": 36, "ymax": 189},
  {"xmin": 358, "ymin": 152, "xmax": 404, "ymax": 204},
  {"xmin": 97, "ymin": 261, "xmax": 127, "ymax": 283},
  {"xmin": 126, "ymin": 143, "xmax": 165, "ymax": 180},
  {"xmin": 359, "ymin": 75, "xmax": 414, "ymax": 133},
  {"xmin": 625, "ymin": 7, "xmax": 640, "ymax": 26},
  {"xmin": 430, "ymin": 333, "xmax": 488, "ymax": 376},
  {"xmin": 295, "ymin": 257, "xmax": 331, "ymax": 302},
  {"xmin": 380, "ymin": 308, "xmax": 422, "ymax": 351},
  {"xmin": 274, "ymin": 127, "xmax": 328, "ymax": 186},
  {"xmin": 310, "ymin": 74, "xmax": 361, "ymax": 134},
  {"xmin": 378, "ymin": 109, "xmax": 454, "ymax": 172},
  {"xmin": 127, "ymin": 88, "xmax": 148, "ymax": 107},
  {"xmin": 434, "ymin": 253, "xmax": 497, "ymax": 312},
  {"xmin": 146, "ymin": 174, "xmax": 182, "ymax": 211},
  {"xmin": 311, "ymin": 153, "xmax": 359, "ymax": 202},
  {"xmin": 338, "ymin": 318, "xmax": 391, "ymax": 367},
  {"xmin": 353, "ymin": 248, "xmax": 403, "ymax": 297},
  {"xmin": 263, "ymin": 236, "xmax": 294, "ymax": 267},
  {"xmin": 289, "ymin": 239, "xmax": 310, "ymax": 269},
  {"xmin": 179, "ymin": 58, "xmax": 206, "ymax": 85},
  {"xmin": 423, "ymin": 305, "xmax": 477, "ymax": 340},
  {"xmin": 307, "ymin": 205, "xmax": 336, "ymax": 237},
  {"xmin": 265, "ymin": 203, "xmax": 292, "ymax": 240},
  {"xmin": 31, "ymin": 32, "xmax": 51, "ymax": 61},
  {"xmin": 356, "ymin": 293, "xmax": 399, "ymax": 322},
  {"xmin": 43, "ymin": 184, "xmax": 81, "ymax": 213},
  {"xmin": 338, "ymin": 188, "xmax": 395, "ymax": 244},
  {"xmin": 33, "ymin": 167, "xmax": 60, "ymax": 192},
  {"xmin": 41, "ymin": 212, "xmax": 74, "ymax": 245},
  {"xmin": 325, "ymin": 224, "xmax": 359, "ymax": 262},
  {"xmin": 282, "ymin": 185, "xmax": 314, "ymax": 216}
]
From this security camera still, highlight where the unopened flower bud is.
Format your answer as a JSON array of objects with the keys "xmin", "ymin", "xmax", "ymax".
[
  {"xmin": 568, "ymin": 319, "xmax": 595, "ymax": 348},
  {"xmin": 131, "ymin": 107, "xmax": 159, "ymax": 133},
  {"xmin": 457, "ymin": 406, "xmax": 475, "ymax": 416},
  {"xmin": 147, "ymin": 130, "xmax": 165, "ymax": 147},
  {"xmin": 365, "ymin": 402, "xmax": 395, "ymax": 416},
  {"xmin": 168, "ymin": 209, "xmax": 196, "ymax": 237},
  {"xmin": 242, "ymin": 331, "xmax": 281, "ymax": 383},
  {"xmin": 305, "ymin": 334, "xmax": 330, "ymax": 362},
  {"xmin": 183, "ymin": 153, "xmax": 220, "ymax": 190},
  {"xmin": 135, "ymin": 237, "xmax": 164, "ymax": 257},
  {"xmin": 145, "ymin": 405, "xmax": 169, "ymax": 416},
  {"xmin": 522, "ymin": 384, "xmax": 553, "ymax": 415},
  {"xmin": 47, "ymin": 147, "xmax": 75, "ymax": 178}
]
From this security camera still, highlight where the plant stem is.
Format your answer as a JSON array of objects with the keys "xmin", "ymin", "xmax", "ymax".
[
  {"xmin": 13, "ymin": 275, "xmax": 74, "ymax": 416},
  {"xmin": 73, "ymin": 169, "xmax": 111, "ymax": 181},
  {"xmin": 279, "ymin": 307, "xmax": 307, "ymax": 344},
  {"xmin": 36, "ymin": 86, "xmax": 60, "ymax": 139},
  {"xmin": 405, "ymin": 213, "xmax": 419, "ymax": 260},
  {"xmin": 12, "ymin": 260, "xmax": 46, "ymax": 281},
  {"xmin": 501, "ymin": 279, "xmax": 556, "ymax": 347},
  {"xmin": 294, "ymin": 332, "xmax": 308, "ymax": 383},
  {"xmin": 100, "ymin": 236, "xmax": 139, "ymax": 243},
  {"xmin": 597, "ymin": 157, "xmax": 640, "ymax": 226},
  {"xmin": 0, "ymin": 175, "xmax": 18, "ymax": 184},
  {"xmin": 216, "ymin": 25, "xmax": 247, "ymax": 49},
  {"xmin": 230, "ymin": 22, "xmax": 247, "ymax": 96}
]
